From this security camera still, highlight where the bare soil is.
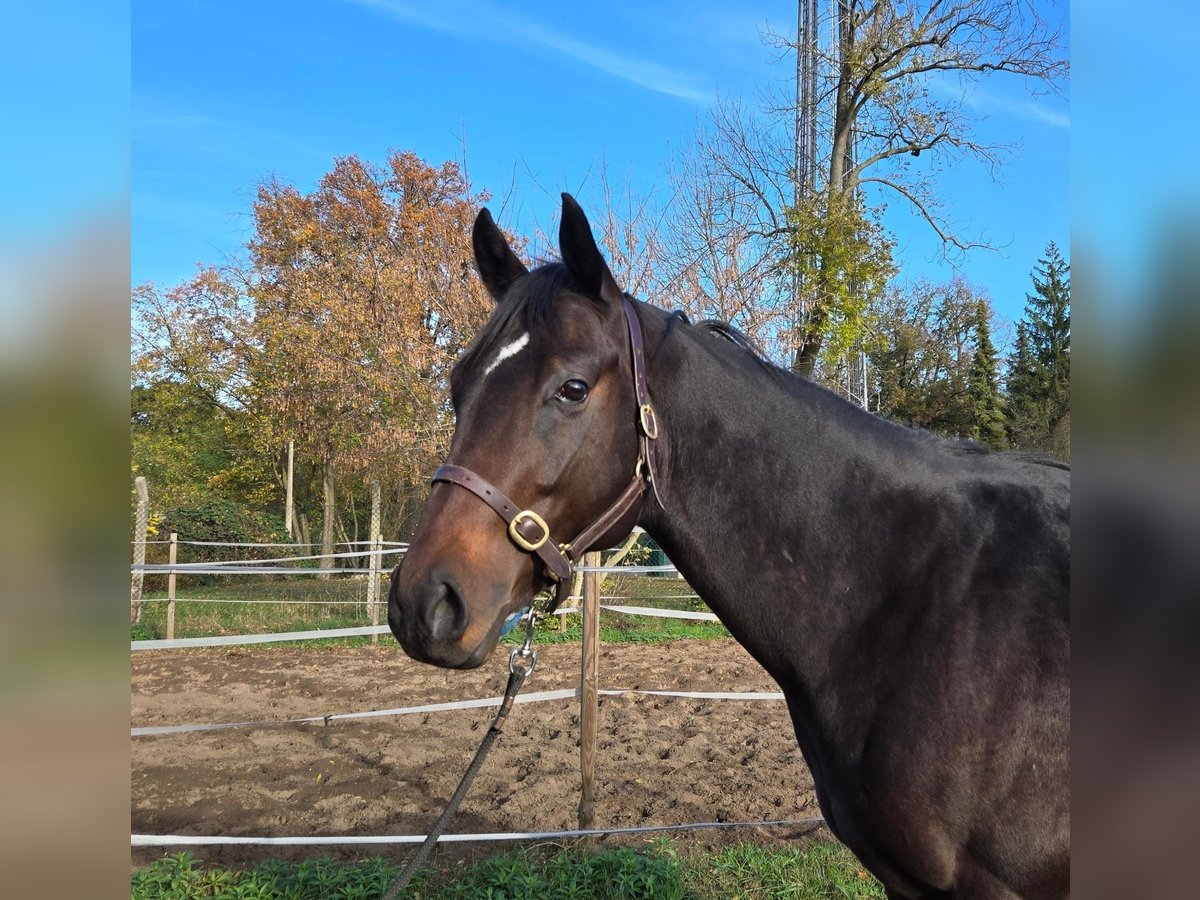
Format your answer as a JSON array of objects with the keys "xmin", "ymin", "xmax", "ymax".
[{"xmin": 131, "ymin": 638, "xmax": 825, "ymax": 869}]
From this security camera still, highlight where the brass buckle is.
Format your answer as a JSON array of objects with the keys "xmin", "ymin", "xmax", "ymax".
[
  {"xmin": 639, "ymin": 403, "xmax": 659, "ymax": 439},
  {"xmin": 509, "ymin": 510, "xmax": 550, "ymax": 552}
]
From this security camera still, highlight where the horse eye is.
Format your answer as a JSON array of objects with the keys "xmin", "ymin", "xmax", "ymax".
[{"xmin": 555, "ymin": 379, "xmax": 589, "ymax": 403}]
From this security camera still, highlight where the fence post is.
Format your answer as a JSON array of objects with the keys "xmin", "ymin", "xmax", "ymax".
[
  {"xmin": 131, "ymin": 476, "xmax": 149, "ymax": 625},
  {"xmin": 166, "ymin": 532, "xmax": 178, "ymax": 641},
  {"xmin": 285, "ymin": 440, "xmax": 295, "ymax": 540},
  {"xmin": 578, "ymin": 550, "xmax": 601, "ymax": 834},
  {"xmin": 368, "ymin": 479, "xmax": 382, "ymax": 644}
]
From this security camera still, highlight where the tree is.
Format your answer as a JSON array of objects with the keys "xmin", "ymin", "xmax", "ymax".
[
  {"xmin": 663, "ymin": 103, "xmax": 802, "ymax": 359},
  {"xmin": 248, "ymin": 151, "xmax": 492, "ymax": 560},
  {"xmin": 1026, "ymin": 240, "xmax": 1071, "ymax": 398},
  {"xmin": 966, "ymin": 299, "xmax": 1006, "ymax": 448},
  {"xmin": 870, "ymin": 275, "xmax": 995, "ymax": 438},
  {"xmin": 671, "ymin": 1, "xmax": 1067, "ymax": 376},
  {"xmin": 1006, "ymin": 241, "xmax": 1070, "ymax": 457},
  {"xmin": 132, "ymin": 150, "xmax": 497, "ymax": 555},
  {"xmin": 132, "ymin": 267, "xmax": 277, "ymax": 537}
]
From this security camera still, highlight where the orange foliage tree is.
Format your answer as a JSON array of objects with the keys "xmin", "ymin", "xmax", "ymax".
[{"xmin": 246, "ymin": 151, "xmax": 493, "ymax": 552}]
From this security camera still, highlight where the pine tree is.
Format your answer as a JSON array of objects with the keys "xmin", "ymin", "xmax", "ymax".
[
  {"xmin": 1005, "ymin": 242, "xmax": 1071, "ymax": 457},
  {"xmin": 1027, "ymin": 241, "xmax": 1071, "ymax": 407},
  {"xmin": 1005, "ymin": 322, "xmax": 1037, "ymax": 445},
  {"xmin": 967, "ymin": 301, "xmax": 1006, "ymax": 449}
]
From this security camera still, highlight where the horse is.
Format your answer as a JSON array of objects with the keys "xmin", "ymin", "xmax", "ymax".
[{"xmin": 388, "ymin": 194, "xmax": 1070, "ymax": 899}]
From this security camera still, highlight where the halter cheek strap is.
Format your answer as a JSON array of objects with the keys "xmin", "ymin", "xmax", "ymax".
[
  {"xmin": 431, "ymin": 297, "xmax": 659, "ymax": 614},
  {"xmin": 431, "ymin": 464, "xmax": 574, "ymax": 583}
]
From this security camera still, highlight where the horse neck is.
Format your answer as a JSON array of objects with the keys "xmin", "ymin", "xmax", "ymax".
[{"xmin": 639, "ymin": 315, "xmax": 925, "ymax": 688}]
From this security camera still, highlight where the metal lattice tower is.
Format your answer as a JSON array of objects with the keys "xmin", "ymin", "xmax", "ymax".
[
  {"xmin": 791, "ymin": 0, "xmax": 822, "ymax": 374},
  {"xmin": 794, "ymin": 0, "xmax": 870, "ymax": 409},
  {"xmin": 795, "ymin": 0, "xmax": 820, "ymax": 211}
]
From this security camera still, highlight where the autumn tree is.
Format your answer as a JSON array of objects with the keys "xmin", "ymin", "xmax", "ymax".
[
  {"xmin": 248, "ymin": 151, "xmax": 492, "ymax": 559},
  {"xmin": 131, "ymin": 267, "xmax": 278, "ymax": 545},
  {"xmin": 671, "ymin": 0, "xmax": 1067, "ymax": 376}
]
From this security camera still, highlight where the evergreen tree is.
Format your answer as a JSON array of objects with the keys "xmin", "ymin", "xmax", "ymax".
[
  {"xmin": 1027, "ymin": 241, "xmax": 1071, "ymax": 405},
  {"xmin": 1005, "ymin": 322, "xmax": 1040, "ymax": 448},
  {"xmin": 966, "ymin": 301, "xmax": 1007, "ymax": 449},
  {"xmin": 1005, "ymin": 242, "xmax": 1071, "ymax": 457}
]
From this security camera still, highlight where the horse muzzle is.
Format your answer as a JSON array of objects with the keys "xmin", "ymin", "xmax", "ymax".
[
  {"xmin": 388, "ymin": 563, "xmax": 483, "ymax": 668},
  {"xmin": 390, "ymin": 556, "xmax": 519, "ymax": 668}
]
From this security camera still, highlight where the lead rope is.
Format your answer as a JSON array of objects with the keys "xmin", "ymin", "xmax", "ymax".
[{"xmin": 380, "ymin": 612, "xmax": 539, "ymax": 900}]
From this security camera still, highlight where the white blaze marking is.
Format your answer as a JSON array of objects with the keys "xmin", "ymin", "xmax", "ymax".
[{"xmin": 483, "ymin": 332, "xmax": 530, "ymax": 377}]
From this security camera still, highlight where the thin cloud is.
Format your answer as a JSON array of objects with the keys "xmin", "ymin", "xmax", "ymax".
[
  {"xmin": 927, "ymin": 75, "xmax": 1070, "ymax": 130},
  {"xmin": 347, "ymin": 0, "xmax": 712, "ymax": 103},
  {"xmin": 965, "ymin": 88, "xmax": 1070, "ymax": 129}
]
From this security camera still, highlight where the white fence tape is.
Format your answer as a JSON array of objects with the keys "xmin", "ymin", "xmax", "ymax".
[
  {"xmin": 132, "ymin": 540, "xmax": 409, "ymax": 548},
  {"xmin": 600, "ymin": 604, "xmax": 719, "ymax": 622},
  {"xmin": 132, "ymin": 688, "xmax": 580, "ymax": 736},
  {"xmin": 611, "ymin": 689, "xmax": 784, "ymax": 701},
  {"xmin": 158, "ymin": 597, "xmax": 370, "ymax": 605},
  {"xmin": 132, "ymin": 603, "xmax": 721, "ymax": 651},
  {"xmin": 132, "ymin": 603, "xmax": 721, "ymax": 650},
  {"xmin": 134, "ymin": 566, "xmax": 381, "ymax": 576},
  {"xmin": 134, "ymin": 546, "xmax": 405, "ymax": 570},
  {"xmin": 574, "ymin": 564, "xmax": 680, "ymax": 574},
  {"xmin": 133, "ymin": 625, "xmax": 391, "ymax": 650},
  {"xmin": 132, "ymin": 687, "xmax": 784, "ymax": 737},
  {"xmin": 131, "ymin": 817, "xmax": 825, "ymax": 847}
]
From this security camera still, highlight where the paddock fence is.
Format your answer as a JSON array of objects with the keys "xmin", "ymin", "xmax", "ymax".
[{"xmin": 130, "ymin": 533, "xmax": 825, "ymax": 851}]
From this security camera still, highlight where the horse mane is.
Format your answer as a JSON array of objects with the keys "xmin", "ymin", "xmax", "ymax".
[
  {"xmin": 693, "ymin": 319, "xmax": 794, "ymax": 385},
  {"xmin": 690, "ymin": 317, "xmax": 1071, "ymax": 472}
]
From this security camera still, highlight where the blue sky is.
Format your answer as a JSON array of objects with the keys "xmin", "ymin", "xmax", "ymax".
[
  {"xmin": 1, "ymin": 2, "xmax": 128, "ymax": 237},
  {"xmin": 133, "ymin": 0, "xmax": 1069, "ymax": 332}
]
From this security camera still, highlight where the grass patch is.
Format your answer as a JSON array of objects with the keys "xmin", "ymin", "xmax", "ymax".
[
  {"xmin": 132, "ymin": 841, "xmax": 883, "ymax": 899},
  {"xmin": 684, "ymin": 842, "xmax": 886, "ymax": 898},
  {"xmin": 136, "ymin": 578, "xmax": 377, "ymax": 641}
]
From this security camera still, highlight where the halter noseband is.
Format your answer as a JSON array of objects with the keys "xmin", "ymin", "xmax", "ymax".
[{"xmin": 431, "ymin": 297, "xmax": 659, "ymax": 615}]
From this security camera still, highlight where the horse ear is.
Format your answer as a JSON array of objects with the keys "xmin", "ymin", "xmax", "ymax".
[
  {"xmin": 473, "ymin": 207, "xmax": 528, "ymax": 303},
  {"xmin": 559, "ymin": 193, "xmax": 623, "ymax": 308}
]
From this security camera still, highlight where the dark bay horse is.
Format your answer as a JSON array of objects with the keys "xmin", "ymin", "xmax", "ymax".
[{"xmin": 389, "ymin": 194, "xmax": 1070, "ymax": 899}]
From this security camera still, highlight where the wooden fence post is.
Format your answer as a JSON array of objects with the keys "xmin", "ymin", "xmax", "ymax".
[
  {"xmin": 166, "ymin": 532, "xmax": 178, "ymax": 641},
  {"xmin": 368, "ymin": 479, "xmax": 382, "ymax": 643},
  {"xmin": 578, "ymin": 550, "xmax": 601, "ymax": 834},
  {"xmin": 130, "ymin": 476, "xmax": 149, "ymax": 625}
]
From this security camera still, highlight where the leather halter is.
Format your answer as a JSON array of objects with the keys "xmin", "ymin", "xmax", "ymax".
[{"xmin": 431, "ymin": 297, "xmax": 659, "ymax": 614}]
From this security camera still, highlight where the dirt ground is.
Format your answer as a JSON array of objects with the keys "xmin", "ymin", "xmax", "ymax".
[{"xmin": 131, "ymin": 638, "xmax": 826, "ymax": 869}]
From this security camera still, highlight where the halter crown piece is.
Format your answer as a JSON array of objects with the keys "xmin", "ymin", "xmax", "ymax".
[{"xmin": 431, "ymin": 297, "xmax": 660, "ymax": 615}]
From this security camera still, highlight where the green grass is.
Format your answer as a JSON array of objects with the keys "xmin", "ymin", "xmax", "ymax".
[
  {"xmin": 133, "ymin": 575, "xmax": 731, "ymax": 646},
  {"xmin": 135, "ymin": 578, "xmax": 377, "ymax": 640},
  {"xmin": 683, "ymin": 843, "xmax": 886, "ymax": 899},
  {"xmin": 132, "ymin": 841, "xmax": 885, "ymax": 899}
]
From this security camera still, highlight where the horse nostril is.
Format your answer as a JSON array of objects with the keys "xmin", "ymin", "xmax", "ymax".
[{"xmin": 427, "ymin": 579, "xmax": 469, "ymax": 644}]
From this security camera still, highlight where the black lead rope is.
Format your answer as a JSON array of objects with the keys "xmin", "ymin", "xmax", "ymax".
[{"xmin": 380, "ymin": 618, "xmax": 538, "ymax": 900}]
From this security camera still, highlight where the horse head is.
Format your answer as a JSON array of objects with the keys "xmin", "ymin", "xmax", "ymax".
[{"xmin": 388, "ymin": 194, "xmax": 650, "ymax": 667}]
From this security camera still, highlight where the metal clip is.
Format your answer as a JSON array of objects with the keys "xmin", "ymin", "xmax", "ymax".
[{"xmin": 508, "ymin": 607, "xmax": 539, "ymax": 676}]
